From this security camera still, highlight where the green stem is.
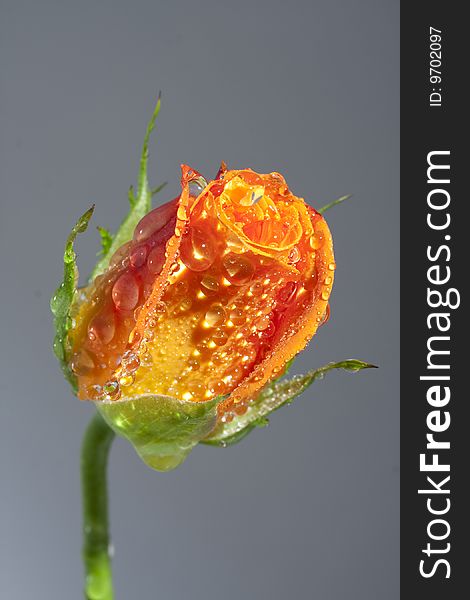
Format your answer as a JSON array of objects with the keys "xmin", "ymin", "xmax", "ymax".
[{"xmin": 81, "ymin": 411, "xmax": 115, "ymax": 600}]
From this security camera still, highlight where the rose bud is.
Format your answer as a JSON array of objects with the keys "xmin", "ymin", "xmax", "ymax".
[{"xmin": 51, "ymin": 102, "xmax": 374, "ymax": 470}]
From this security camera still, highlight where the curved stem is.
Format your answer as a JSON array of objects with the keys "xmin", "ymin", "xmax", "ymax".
[{"xmin": 81, "ymin": 411, "xmax": 115, "ymax": 600}]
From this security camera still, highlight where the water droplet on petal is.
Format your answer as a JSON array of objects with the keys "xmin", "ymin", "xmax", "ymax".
[
  {"xmin": 222, "ymin": 254, "xmax": 254, "ymax": 285},
  {"xmin": 140, "ymin": 352, "xmax": 154, "ymax": 367},
  {"xmin": 260, "ymin": 320, "xmax": 276, "ymax": 338},
  {"xmin": 120, "ymin": 351, "xmax": 140, "ymax": 373},
  {"xmin": 134, "ymin": 199, "xmax": 178, "ymax": 242},
  {"xmin": 200, "ymin": 275, "xmax": 220, "ymax": 295},
  {"xmin": 212, "ymin": 328, "xmax": 228, "ymax": 346},
  {"xmin": 288, "ymin": 246, "xmax": 301, "ymax": 264},
  {"xmin": 189, "ymin": 177, "xmax": 207, "ymax": 197},
  {"xmin": 103, "ymin": 380, "xmax": 120, "ymax": 400},
  {"xmin": 147, "ymin": 246, "xmax": 165, "ymax": 275},
  {"xmin": 180, "ymin": 226, "xmax": 216, "ymax": 271},
  {"xmin": 254, "ymin": 315, "xmax": 271, "ymax": 331},
  {"xmin": 310, "ymin": 234, "xmax": 324, "ymax": 250},
  {"xmin": 130, "ymin": 245, "xmax": 148, "ymax": 268},
  {"xmin": 205, "ymin": 305, "xmax": 226, "ymax": 327},
  {"xmin": 112, "ymin": 273, "xmax": 140, "ymax": 311},
  {"xmin": 87, "ymin": 384, "xmax": 103, "ymax": 400},
  {"xmin": 177, "ymin": 205, "xmax": 188, "ymax": 221},
  {"xmin": 229, "ymin": 308, "xmax": 245, "ymax": 325},
  {"xmin": 88, "ymin": 311, "xmax": 116, "ymax": 345},
  {"xmin": 71, "ymin": 350, "xmax": 95, "ymax": 375},
  {"xmin": 119, "ymin": 373, "xmax": 135, "ymax": 387}
]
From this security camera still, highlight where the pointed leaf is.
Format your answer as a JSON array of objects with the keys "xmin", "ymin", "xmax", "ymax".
[
  {"xmin": 202, "ymin": 359, "xmax": 377, "ymax": 447},
  {"xmin": 97, "ymin": 393, "xmax": 224, "ymax": 471},
  {"xmin": 90, "ymin": 95, "xmax": 163, "ymax": 280},
  {"xmin": 318, "ymin": 194, "xmax": 352, "ymax": 214},
  {"xmin": 151, "ymin": 181, "xmax": 167, "ymax": 196},
  {"xmin": 50, "ymin": 206, "xmax": 95, "ymax": 390},
  {"xmin": 97, "ymin": 226, "xmax": 113, "ymax": 256}
]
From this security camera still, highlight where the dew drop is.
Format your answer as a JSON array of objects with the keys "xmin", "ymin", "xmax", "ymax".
[
  {"xmin": 103, "ymin": 380, "xmax": 120, "ymax": 400},
  {"xmin": 147, "ymin": 246, "xmax": 165, "ymax": 275},
  {"xmin": 87, "ymin": 384, "xmax": 103, "ymax": 400},
  {"xmin": 189, "ymin": 177, "xmax": 207, "ymax": 197},
  {"xmin": 209, "ymin": 379, "xmax": 226, "ymax": 394},
  {"xmin": 213, "ymin": 330, "xmax": 229, "ymax": 347},
  {"xmin": 249, "ymin": 281, "xmax": 263, "ymax": 294},
  {"xmin": 254, "ymin": 315, "xmax": 271, "ymax": 331},
  {"xmin": 120, "ymin": 351, "xmax": 140, "ymax": 373},
  {"xmin": 144, "ymin": 328, "xmax": 155, "ymax": 341},
  {"xmin": 222, "ymin": 254, "xmax": 255, "ymax": 286},
  {"xmin": 328, "ymin": 262, "xmax": 336, "ymax": 271},
  {"xmin": 188, "ymin": 380, "xmax": 204, "ymax": 397},
  {"xmin": 129, "ymin": 330, "xmax": 141, "ymax": 344},
  {"xmin": 321, "ymin": 290, "xmax": 330, "ymax": 300},
  {"xmin": 71, "ymin": 350, "xmax": 95, "ymax": 376},
  {"xmin": 310, "ymin": 234, "xmax": 324, "ymax": 250},
  {"xmin": 205, "ymin": 305, "xmax": 226, "ymax": 327},
  {"xmin": 88, "ymin": 311, "xmax": 116, "ymax": 345},
  {"xmin": 119, "ymin": 374, "xmax": 135, "ymax": 387},
  {"xmin": 140, "ymin": 352, "xmax": 153, "ymax": 367},
  {"xmin": 130, "ymin": 245, "xmax": 148, "ymax": 268},
  {"xmin": 200, "ymin": 275, "xmax": 220, "ymax": 295},
  {"xmin": 154, "ymin": 301, "xmax": 167, "ymax": 314},
  {"xmin": 187, "ymin": 358, "xmax": 200, "ymax": 370},
  {"xmin": 112, "ymin": 273, "xmax": 140, "ymax": 311},
  {"xmin": 319, "ymin": 306, "xmax": 330, "ymax": 326},
  {"xmin": 288, "ymin": 246, "xmax": 301, "ymax": 264},
  {"xmin": 178, "ymin": 298, "xmax": 193, "ymax": 312},
  {"xmin": 177, "ymin": 205, "xmax": 188, "ymax": 221},
  {"xmin": 261, "ymin": 320, "xmax": 276, "ymax": 338},
  {"xmin": 180, "ymin": 226, "xmax": 216, "ymax": 271},
  {"xmin": 109, "ymin": 242, "xmax": 132, "ymax": 268},
  {"xmin": 134, "ymin": 199, "xmax": 178, "ymax": 242},
  {"xmin": 229, "ymin": 308, "xmax": 245, "ymax": 325}
]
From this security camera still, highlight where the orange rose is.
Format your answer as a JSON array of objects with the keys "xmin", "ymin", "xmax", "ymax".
[
  {"xmin": 68, "ymin": 163, "xmax": 335, "ymax": 420},
  {"xmin": 50, "ymin": 102, "xmax": 375, "ymax": 600},
  {"xmin": 51, "ymin": 100, "xmax": 373, "ymax": 471}
]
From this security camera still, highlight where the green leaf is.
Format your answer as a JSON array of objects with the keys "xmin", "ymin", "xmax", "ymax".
[
  {"xmin": 90, "ymin": 94, "xmax": 164, "ymax": 280},
  {"xmin": 318, "ymin": 194, "xmax": 352, "ymax": 214},
  {"xmin": 202, "ymin": 359, "xmax": 377, "ymax": 447},
  {"xmin": 96, "ymin": 393, "xmax": 225, "ymax": 472},
  {"xmin": 50, "ymin": 206, "xmax": 95, "ymax": 391},
  {"xmin": 151, "ymin": 181, "xmax": 168, "ymax": 197},
  {"xmin": 97, "ymin": 226, "xmax": 113, "ymax": 256}
]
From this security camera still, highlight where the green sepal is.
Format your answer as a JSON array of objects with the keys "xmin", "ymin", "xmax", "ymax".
[
  {"xmin": 50, "ymin": 206, "xmax": 95, "ymax": 391},
  {"xmin": 318, "ymin": 194, "xmax": 352, "ymax": 214},
  {"xmin": 96, "ymin": 393, "xmax": 226, "ymax": 472},
  {"xmin": 90, "ymin": 95, "xmax": 165, "ymax": 280},
  {"xmin": 202, "ymin": 359, "xmax": 377, "ymax": 447},
  {"xmin": 96, "ymin": 226, "xmax": 113, "ymax": 256}
]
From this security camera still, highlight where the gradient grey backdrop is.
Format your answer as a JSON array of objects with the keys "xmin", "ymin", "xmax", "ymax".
[{"xmin": 1, "ymin": 1, "xmax": 399, "ymax": 598}]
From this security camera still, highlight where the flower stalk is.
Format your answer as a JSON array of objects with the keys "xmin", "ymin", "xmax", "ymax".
[{"xmin": 81, "ymin": 412, "xmax": 115, "ymax": 600}]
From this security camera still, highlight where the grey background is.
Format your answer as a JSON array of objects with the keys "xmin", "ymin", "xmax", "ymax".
[{"xmin": 0, "ymin": 1, "xmax": 399, "ymax": 598}]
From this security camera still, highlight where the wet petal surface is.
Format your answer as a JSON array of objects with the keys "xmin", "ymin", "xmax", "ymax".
[{"xmin": 68, "ymin": 166, "xmax": 335, "ymax": 422}]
